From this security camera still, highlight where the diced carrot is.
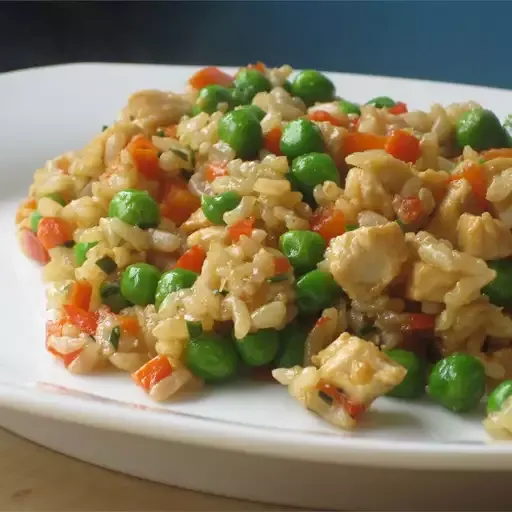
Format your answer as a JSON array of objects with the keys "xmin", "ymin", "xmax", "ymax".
[
  {"xmin": 68, "ymin": 281, "xmax": 92, "ymax": 311},
  {"xmin": 163, "ymin": 125, "xmax": 178, "ymax": 139},
  {"xmin": 118, "ymin": 315, "xmax": 140, "ymax": 335},
  {"xmin": 132, "ymin": 354, "xmax": 173, "ymax": 392},
  {"xmin": 19, "ymin": 228, "xmax": 50, "ymax": 264},
  {"xmin": 308, "ymin": 110, "xmax": 345, "ymax": 127},
  {"xmin": 160, "ymin": 185, "xmax": 201, "ymax": 226},
  {"xmin": 396, "ymin": 196, "xmax": 423, "ymax": 224},
  {"xmin": 45, "ymin": 319, "xmax": 82, "ymax": 367},
  {"xmin": 385, "ymin": 130, "xmax": 421, "ymax": 163},
  {"xmin": 316, "ymin": 381, "xmax": 366, "ymax": 418},
  {"xmin": 343, "ymin": 132, "xmax": 387, "ymax": 156},
  {"xmin": 228, "ymin": 217, "xmax": 255, "ymax": 242},
  {"xmin": 402, "ymin": 313, "xmax": 436, "ymax": 332},
  {"xmin": 481, "ymin": 148, "xmax": 512, "ymax": 161},
  {"xmin": 273, "ymin": 256, "xmax": 291, "ymax": 275},
  {"xmin": 37, "ymin": 217, "xmax": 73, "ymax": 251},
  {"xmin": 188, "ymin": 66, "xmax": 234, "ymax": 89},
  {"xmin": 205, "ymin": 162, "xmax": 229, "ymax": 182},
  {"xmin": 311, "ymin": 207, "xmax": 346, "ymax": 242},
  {"xmin": 175, "ymin": 245, "xmax": 206, "ymax": 273},
  {"xmin": 449, "ymin": 161, "xmax": 488, "ymax": 209},
  {"xmin": 126, "ymin": 135, "xmax": 161, "ymax": 180},
  {"xmin": 387, "ymin": 102, "xmax": 408, "ymax": 115},
  {"xmin": 247, "ymin": 62, "xmax": 266, "ymax": 73},
  {"xmin": 63, "ymin": 304, "xmax": 99, "ymax": 336},
  {"xmin": 263, "ymin": 127, "xmax": 283, "ymax": 155},
  {"xmin": 315, "ymin": 316, "xmax": 331, "ymax": 328}
]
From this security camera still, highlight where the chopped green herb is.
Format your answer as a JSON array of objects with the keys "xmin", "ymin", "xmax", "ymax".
[
  {"xmin": 156, "ymin": 129, "xmax": 165, "ymax": 137},
  {"xmin": 100, "ymin": 282, "xmax": 131, "ymax": 313},
  {"xmin": 102, "ymin": 125, "xmax": 108, "ymax": 132},
  {"xmin": 108, "ymin": 326, "xmax": 121, "ymax": 351},
  {"xmin": 171, "ymin": 148, "xmax": 189, "ymax": 161},
  {"xmin": 62, "ymin": 240, "xmax": 75, "ymax": 248},
  {"xmin": 479, "ymin": 157, "xmax": 486, "ymax": 164},
  {"xmin": 268, "ymin": 274, "xmax": 289, "ymax": 283},
  {"xmin": 318, "ymin": 391, "xmax": 333, "ymax": 405},
  {"xmin": 186, "ymin": 320, "xmax": 203, "ymax": 339},
  {"xmin": 345, "ymin": 224, "xmax": 358, "ymax": 231},
  {"xmin": 96, "ymin": 256, "xmax": 117, "ymax": 274},
  {"xmin": 188, "ymin": 147, "xmax": 196, "ymax": 167},
  {"xmin": 359, "ymin": 324, "xmax": 376, "ymax": 337}
]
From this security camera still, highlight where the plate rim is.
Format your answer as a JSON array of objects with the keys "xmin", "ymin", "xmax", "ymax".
[{"xmin": 2, "ymin": 62, "xmax": 512, "ymax": 471}]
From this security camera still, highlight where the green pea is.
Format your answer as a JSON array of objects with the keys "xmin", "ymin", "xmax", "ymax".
[
  {"xmin": 366, "ymin": 96, "xmax": 396, "ymax": 109},
  {"xmin": 108, "ymin": 189, "xmax": 160, "ymax": 229},
  {"xmin": 482, "ymin": 259, "xmax": 512, "ymax": 307},
  {"xmin": 295, "ymin": 270, "xmax": 341, "ymax": 314},
  {"xmin": 74, "ymin": 241, "xmax": 99, "ymax": 266},
  {"xmin": 455, "ymin": 108, "xmax": 509, "ymax": 151},
  {"xmin": 338, "ymin": 98, "xmax": 361, "ymax": 116},
  {"xmin": 384, "ymin": 349, "xmax": 426, "ymax": 399},
  {"xmin": 186, "ymin": 332, "xmax": 239, "ymax": 382},
  {"xmin": 155, "ymin": 269, "xmax": 199, "ymax": 310},
  {"xmin": 195, "ymin": 85, "xmax": 233, "ymax": 114},
  {"xmin": 218, "ymin": 109, "xmax": 263, "ymax": 159},
  {"xmin": 487, "ymin": 380, "xmax": 512, "ymax": 414},
  {"xmin": 235, "ymin": 329, "xmax": 280, "ymax": 367},
  {"xmin": 232, "ymin": 69, "xmax": 272, "ymax": 105},
  {"xmin": 45, "ymin": 193, "xmax": 67, "ymax": 206},
  {"xmin": 291, "ymin": 152, "xmax": 340, "ymax": 198},
  {"xmin": 120, "ymin": 263, "xmax": 161, "ymax": 306},
  {"xmin": 275, "ymin": 322, "xmax": 307, "ymax": 368},
  {"xmin": 280, "ymin": 119, "xmax": 324, "ymax": 160},
  {"xmin": 29, "ymin": 211, "xmax": 43, "ymax": 233},
  {"xmin": 99, "ymin": 282, "xmax": 132, "ymax": 314},
  {"xmin": 201, "ymin": 191, "xmax": 241, "ymax": 225},
  {"xmin": 279, "ymin": 230, "xmax": 326, "ymax": 273},
  {"xmin": 428, "ymin": 353, "xmax": 486, "ymax": 413},
  {"xmin": 235, "ymin": 104, "xmax": 266, "ymax": 122},
  {"xmin": 291, "ymin": 70, "xmax": 335, "ymax": 106}
]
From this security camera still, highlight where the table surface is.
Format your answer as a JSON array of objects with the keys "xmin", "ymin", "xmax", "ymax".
[{"xmin": 0, "ymin": 428, "xmax": 296, "ymax": 511}]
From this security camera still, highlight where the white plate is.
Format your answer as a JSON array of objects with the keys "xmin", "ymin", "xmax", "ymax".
[{"xmin": 1, "ymin": 64, "xmax": 512, "ymax": 509}]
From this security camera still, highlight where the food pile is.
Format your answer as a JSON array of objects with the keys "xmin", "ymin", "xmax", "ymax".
[{"xmin": 15, "ymin": 63, "xmax": 512, "ymax": 437}]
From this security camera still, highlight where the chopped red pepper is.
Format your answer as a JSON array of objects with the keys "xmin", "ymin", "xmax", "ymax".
[
  {"xmin": 385, "ymin": 130, "xmax": 421, "ymax": 163},
  {"xmin": 387, "ymin": 102, "xmax": 408, "ymax": 115},
  {"xmin": 314, "ymin": 316, "xmax": 332, "ymax": 328},
  {"xmin": 311, "ymin": 207, "xmax": 346, "ymax": 242},
  {"xmin": 263, "ymin": 127, "xmax": 283, "ymax": 155},
  {"xmin": 205, "ymin": 162, "xmax": 229, "ymax": 182},
  {"xmin": 308, "ymin": 110, "xmax": 345, "ymax": 127},
  {"xmin": 396, "ymin": 196, "xmax": 423, "ymax": 224},
  {"xmin": 175, "ymin": 245, "xmax": 206, "ymax": 273},
  {"xmin": 273, "ymin": 256, "xmax": 291, "ymax": 275},
  {"xmin": 133, "ymin": 355, "xmax": 173, "ymax": 392},
  {"xmin": 228, "ymin": 217, "xmax": 255, "ymax": 242},
  {"xmin": 402, "ymin": 313, "xmax": 436, "ymax": 332},
  {"xmin": 63, "ymin": 304, "xmax": 99, "ymax": 336},
  {"xmin": 247, "ymin": 62, "xmax": 266, "ymax": 73},
  {"xmin": 316, "ymin": 381, "xmax": 366, "ymax": 418}
]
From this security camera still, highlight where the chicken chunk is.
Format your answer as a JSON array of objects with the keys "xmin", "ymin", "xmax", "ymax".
[
  {"xmin": 457, "ymin": 212, "xmax": 512, "ymax": 260},
  {"xmin": 406, "ymin": 261, "xmax": 459, "ymax": 303},
  {"xmin": 311, "ymin": 332, "xmax": 406, "ymax": 405},
  {"xmin": 273, "ymin": 333, "xmax": 406, "ymax": 430},
  {"xmin": 119, "ymin": 89, "xmax": 192, "ymax": 133},
  {"xmin": 326, "ymin": 222, "xmax": 409, "ymax": 299},
  {"xmin": 344, "ymin": 167, "xmax": 395, "ymax": 219}
]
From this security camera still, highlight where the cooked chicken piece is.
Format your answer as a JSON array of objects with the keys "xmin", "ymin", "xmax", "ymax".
[
  {"xmin": 344, "ymin": 167, "xmax": 395, "ymax": 219},
  {"xmin": 326, "ymin": 222, "xmax": 409, "ymax": 299},
  {"xmin": 311, "ymin": 332, "xmax": 406, "ymax": 405},
  {"xmin": 457, "ymin": 212, "xmax": 512, "ymax": 260},
  {"xmin": 345, "ymin": 150, "xmax": 414, "ymax": 195},
  {"xmin": 119, "ymin": 89, "xmax": 192, "ymax": 133},
  {"xmin": 272, "ymin": 366, "xmax": 357, "ymax": 430},
  {"xmin": 406, "ymin": 261, "xmax": 459, "ymax": 303},
  {"xmin": 406, "ymin": 231, "xmax": 496, "ymax": 309},
  {"xmin": 426, "ymin": 179, "xmax": 479, "ymax": 246}
]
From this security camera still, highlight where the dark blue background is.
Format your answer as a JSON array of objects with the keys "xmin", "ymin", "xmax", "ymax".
[{"xmin": 1, "ymin": 1, "xmax": 509, "ymax": 89}]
